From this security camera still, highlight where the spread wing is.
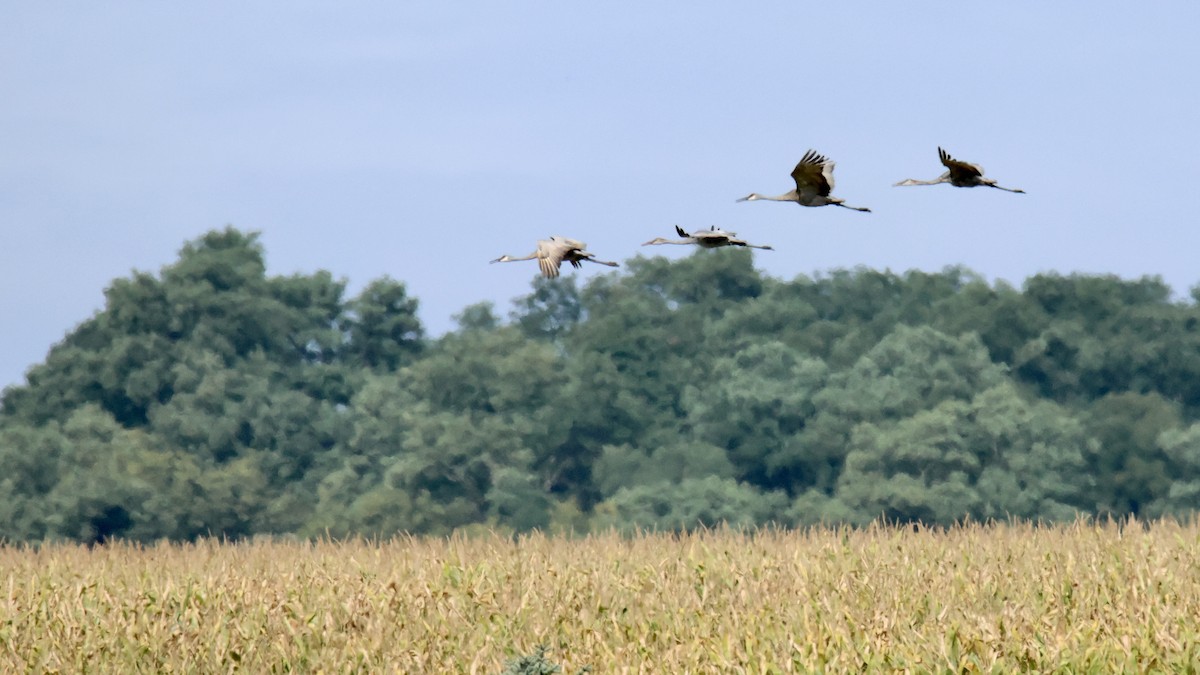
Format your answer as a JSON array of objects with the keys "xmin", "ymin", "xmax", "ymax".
[
  {"xmin": 550, "ymin": 235, "xmax": 587, "ymax": 250},
  {"xmin": 791, "ymin": 149, "xmax": 835, "ymax": 199},
  {"xmin": 938, "ymin": 147, "xmax": 985, "ymax": 181},
  {"xmin": 536, "ymin": 238, "xmax": 571, "ymax": 278},
  {"xmin": 541, "ymin": 236, "xmax": 595, "ymax": 276}
]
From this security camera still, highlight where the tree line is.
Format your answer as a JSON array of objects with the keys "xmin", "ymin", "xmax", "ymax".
[{"xmin": 2, "ymin": 227, "xmax": 1199, "ymax": 543}]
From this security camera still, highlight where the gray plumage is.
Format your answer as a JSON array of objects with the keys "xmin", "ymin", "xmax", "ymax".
[
  {"xmin": 894, "ymin": 147, "xmax": 1025, "ymax": 193},
  {"xmin": 737, "ymin": 149, "xmax": 871, "ymax": 212},
  {"xmin": 642, "ymin": 225, "xmax": 773, "ymax": 250},
  {"xmin": 490, "ymin": 235, "xmax": 619, "ymax": 278}
]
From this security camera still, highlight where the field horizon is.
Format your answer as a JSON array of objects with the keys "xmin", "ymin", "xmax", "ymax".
[{"xmin": 3, "ymin": 520, "xmax": 1199, "ymax": 672}]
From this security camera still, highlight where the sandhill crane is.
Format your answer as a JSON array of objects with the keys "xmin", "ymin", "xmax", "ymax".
[
  {"xmin": 642, "ymin": 225, "xmax": 773, "ymax": 250},
  {"xmin": 737, "ymin": 149, "xmax": 871, "ymax": 212},
  {"xmin": 894, "ymin": 147, "xmax": 1025, "ymax": 193},
  {"xmin": 490, "ymin": 236, "xmax": 619, "ymax": 279}
]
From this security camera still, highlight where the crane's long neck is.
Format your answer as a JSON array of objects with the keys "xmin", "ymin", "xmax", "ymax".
[
  {"xmin": 894, "ymin": 177, "xmax": 945, "ymax": 187},
  {"xmin": 498, "ymin": 251, "xmax": 539, "ymax": 262},
  {"xmin": 758, "ymin": 192, "xmax": 798, "ymax": 202}
]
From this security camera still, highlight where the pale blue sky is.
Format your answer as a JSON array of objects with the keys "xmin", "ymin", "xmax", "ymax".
[{"xmin": 3, "ymin": 4, "xmax": 1199, "ymax": 391}]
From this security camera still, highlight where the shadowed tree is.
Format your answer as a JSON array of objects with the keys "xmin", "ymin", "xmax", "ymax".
[
  {"xmin": 1083, "ymin": 392, "xmax": 1181, "ymax": 517},
  {"xmin": 682, "ymin": 341, "xmax": 828, "ymax": 492},
  {"xmin": 511, "ymin": 276, "xmax": 584, "ymax": 341},
  {"xmin": 594, "ymin": 476, "xmax": 788, "ymax": 533},
  {"xmin": 836, "ymin": 383, "xmax": 1088, "ymax": 526},
  {"xmin": 1149, "ymin": 423, "xmax": 1200, "ymax": 518},
  {"xmin": 344, "ymin": 276, "xmax": 424, "ymax": 371}
]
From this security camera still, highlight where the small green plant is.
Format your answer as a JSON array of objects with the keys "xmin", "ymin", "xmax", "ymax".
[{"xmin": 501, "ymin": 644, "xmax": 589, "ymax": 675}]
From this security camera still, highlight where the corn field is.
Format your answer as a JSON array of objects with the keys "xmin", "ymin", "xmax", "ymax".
[{"xmin": 3, "ymin": 521, "xmax": 1200, "ymax": 673}]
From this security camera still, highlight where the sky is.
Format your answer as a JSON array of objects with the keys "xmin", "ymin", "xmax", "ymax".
[{"xmin": 3, "ymin": 3, "xmax": 1199, "ymax": 392}]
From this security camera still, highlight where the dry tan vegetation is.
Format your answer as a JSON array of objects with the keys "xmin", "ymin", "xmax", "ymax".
[{"xmin": 3, "ymin": 521, "xmax": 1200, "ymax": 673}]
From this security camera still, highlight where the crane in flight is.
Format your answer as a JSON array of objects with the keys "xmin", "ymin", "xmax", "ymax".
[
  {"xmin": 894, "ymin": 147, "xmax": 1025, "ymax": 193},
  {"xmin": 737, "ymin": 149, "xmax": 871, "ymax": 212},
  {"xmin": 642, "ymin": 225, "xmax": 773, "ymax": 250},
  {"xmin": 490, "ymin": 236, "xmax": 619, "ymax": 279}
]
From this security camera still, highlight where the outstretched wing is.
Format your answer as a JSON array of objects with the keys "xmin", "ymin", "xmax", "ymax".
[
  {"xmin": 536, "ymin": 238, "xmax": 571, "ymax": 278},
  {"xmin": 550, "ymin": 235, "xmax": 587, "ymax": 250},
  {"xmin": 791, "ymin": 149, "xmax": 835, "ymax": 198},
  {"xmin": 938, "ymin": 147, "xmax": 985, "ymax": 181},
  {"xmin": 674, "ymin": 224, "xmax": 690, "ymax": 238}
]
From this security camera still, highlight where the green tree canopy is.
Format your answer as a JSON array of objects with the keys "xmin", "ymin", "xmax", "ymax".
[{"xmin": 3, "ymin": 228, "xmax": 1200, "ymax": 541}]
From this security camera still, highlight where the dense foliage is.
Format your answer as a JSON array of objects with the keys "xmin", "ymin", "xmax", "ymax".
[{"xmin": 2, "ymin": 227, "xmax": 1199, "ymax": 542}]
